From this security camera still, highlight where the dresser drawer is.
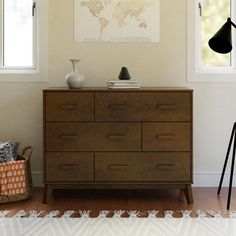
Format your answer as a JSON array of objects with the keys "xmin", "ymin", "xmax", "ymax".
[
  {"xmin": 45, "ymin": 92, "xmax": 94, "ymax": 121},
  {"xmin": 143, "ymin": 122, "xmax": 191, "ymax": 151},
  {"xmin": 95, "ymin": 92, "xmax": 191, "ymax": 121},
  {"xmin": 46, "ymin": 152, "xmax": 94, "ymax": 182},
  {"xmin": 46, "ymin": 122, "xmax": 141, "ymax": 151},
  {"xmin": 95, "ymin": 152, "xmax": 190, "ymax": 182}
]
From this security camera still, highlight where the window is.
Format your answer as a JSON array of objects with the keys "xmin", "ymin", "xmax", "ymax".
[
  {"xmin": 1, "ymin": 0, "xmax": 36, "ymax": 69},
  {"xmin": 0, "ymin": 0, "xmax": 48, "ymax": 82},
  {"xmin": 200, "ymin": 0, "xmax": 230, "ymax": 68},
  {"xmin": 187, "ymin": 0, "xmax": 236, "ymax": 82}
]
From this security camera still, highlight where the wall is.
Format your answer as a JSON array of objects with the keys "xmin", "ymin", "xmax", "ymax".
[
  {"xmin": 49, "ymin": 0, "xmax": 186, "ymax": 87},
  {"xmin": 0, "ymin": 0, "xmax": 235, "ymax": 186}
]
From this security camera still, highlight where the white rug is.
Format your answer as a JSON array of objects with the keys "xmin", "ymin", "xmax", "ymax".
[
  {"xmin": 1, "ymin": 218, "xmax": 236, "ymax": 236},
  {"xmin": 0, "ymin": 210, "xmax": 236, "ymax": 236}
]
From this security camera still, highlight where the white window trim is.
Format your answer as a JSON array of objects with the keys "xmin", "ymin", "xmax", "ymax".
[
  {"xmin": 187, "ymin": 0, "xmax": 236, "ymax": 82},
  {"xmin": 0, "ymin": 0, "xmax": 48, "ymax": 83},
  {"xmin": 1, "ymin": 0, "xmax": 37, "ymax": 71}
]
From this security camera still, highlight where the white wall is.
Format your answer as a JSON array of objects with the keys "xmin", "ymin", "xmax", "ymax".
[{"xmin": 1, "ymin": 0, "xmax": 235, "ymax": 187}]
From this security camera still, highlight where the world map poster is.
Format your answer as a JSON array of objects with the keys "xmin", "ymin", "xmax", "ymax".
[{"xmin": 74, "ymin": 0, "xmax": 160, "ymax": 42}]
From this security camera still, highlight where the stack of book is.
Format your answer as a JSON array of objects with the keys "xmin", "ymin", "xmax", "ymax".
[{"xmin": 107, "ymin": 80, "xmax": 141, "ymax": 89}]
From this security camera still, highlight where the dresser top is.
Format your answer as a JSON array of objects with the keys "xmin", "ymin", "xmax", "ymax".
[{"xmin": 43, "ymin": 87, "xmax": 193, "ymax": 92}]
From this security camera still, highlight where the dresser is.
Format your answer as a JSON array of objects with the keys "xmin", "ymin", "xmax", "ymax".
[{"xmin": 43, "ymin": 87, "xmax": 193, "ymax": 203}]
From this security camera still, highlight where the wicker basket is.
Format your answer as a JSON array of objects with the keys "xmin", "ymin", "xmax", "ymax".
[{"xmin": 0, "ymin": 146, "xmax": 33, "ymax": 204}]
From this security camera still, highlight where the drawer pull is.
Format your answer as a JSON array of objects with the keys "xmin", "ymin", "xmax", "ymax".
[
  {"xmin": 108, "ymin": 104, "xmax": 128, "ymax": 110},
  {"xmin": 156, "ymin": 164, "xmax": 175, "ymax": 170},
  {"xmin": 60, "ymin": 134, "xmax": 78, "ymax": 140},
  {"xmin": 107, "ymin": 134, "xmax": 126, "ymax": 140},
  {"xmin": 109, "ymin": 164, "xmax": 128, "ymax": 170},
  {"xmin": 156, "ymin": 134, "xmax": 175, "ymax": 140},
  {"xmin": 157, "ymin": 104, "xmax": 176, "ymax": 110},
  {"xmin": 59, "ymin": 164, "xmax": 80, "ymax": 170},
  {"xmin": 60, "ymin": 104, "xmax": 79, "ymax": 110}
]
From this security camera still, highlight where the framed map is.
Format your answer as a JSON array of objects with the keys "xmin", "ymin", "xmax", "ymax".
[{"xmin": 74, "ymin": 0, "xmax": 160, "ymax": 42}]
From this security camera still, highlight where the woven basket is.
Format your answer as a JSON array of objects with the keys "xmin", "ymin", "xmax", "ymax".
[{"xmin": 0, "ymin": 146, "xmax": 33, "ymax": 204}]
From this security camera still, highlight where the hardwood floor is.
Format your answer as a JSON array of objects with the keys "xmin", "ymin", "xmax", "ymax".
[{"xmin": 0, "ymin": 187, "xmax": 235, "ymax": 217}]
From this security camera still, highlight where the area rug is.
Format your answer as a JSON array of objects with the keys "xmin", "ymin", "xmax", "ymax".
[{"xmin": 0, "ymin": 210, "xmax": 236, "ymax": 236}]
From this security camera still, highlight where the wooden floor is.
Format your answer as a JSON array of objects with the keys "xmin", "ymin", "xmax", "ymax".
[{"xmin": 0, "ymin": 187, "xmax": 235, "ymax": 217}]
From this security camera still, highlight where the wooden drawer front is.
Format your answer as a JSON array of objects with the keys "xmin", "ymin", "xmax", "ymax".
[
  {"xmin": 46, "ymin": 122, "xmax": 141, "ymax": 151},
  {"xmin": 45, "ymin": 92, "xmax": 94, "ymax": 121},
  {"xmin": 95, "ymin": 152, "xmax": 190, "ymax": 182},
  {"xmin": 143, "ymin": 122, "xmax": 191, "ymax": 151},
  {"xmin": 46, "ymin": 152, "xmax": 94, "ymax": 182},
  {"xmin": 95, "ymin": 92, "xmax": 191, "ymax": 121}
]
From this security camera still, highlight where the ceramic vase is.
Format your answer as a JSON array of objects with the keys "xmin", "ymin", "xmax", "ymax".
[
  {"xmin": 118, "ymin": 67, "xmax": 131, "ymax": 80},
  {"xmin": 65, "ymin": 59, "xmax": 85, "ymax": 89}
]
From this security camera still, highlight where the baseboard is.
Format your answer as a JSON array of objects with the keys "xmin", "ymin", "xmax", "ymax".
[
  {"xmin": 32, "ymin": 171, "xmax": 236, "ymax": 188},
  {"xmin": 192, "ymin": 172, "xmax": 236, "ymax": 187},
  {"xmin": 32, "ymin": 171, "xmax": 44, "ymax": 187}
]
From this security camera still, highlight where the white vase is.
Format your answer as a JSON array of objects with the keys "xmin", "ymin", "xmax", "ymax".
[{"xmin": 65, "ymin": 59, "xmax": 85, "ymax": 89}]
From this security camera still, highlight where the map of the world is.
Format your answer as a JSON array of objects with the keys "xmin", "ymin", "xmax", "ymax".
[{"xmin": 74, "ymin": 0, "xmax": 160, "ymax": 42}]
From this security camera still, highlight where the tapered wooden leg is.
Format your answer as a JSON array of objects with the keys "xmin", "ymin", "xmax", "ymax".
[
  {"xmin": 184, "ymin": 184, "xmax": 193, "ymax": 204},
  {"xmin": 43, "ymin": 184, "xmax": 48, "ymax": 204}
]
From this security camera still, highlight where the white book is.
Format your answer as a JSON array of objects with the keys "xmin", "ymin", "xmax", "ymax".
[
  {"xmin": 108, "ymin": 80, "xmax": 139, "ymax": 84},
  {"xmin": 108, "ymin": 83, "xmax": 141, "ymax": 86},
  {"xmin": 107, "ymin": 85, "xmax": 141, "ymax": 89},
  {"xmin": 107, "ymin": 83, "xmax": 141, "ymax": 86},
  {"xmin": 108, "ymin": 87, "xmax": 141, "ymax": 89}
]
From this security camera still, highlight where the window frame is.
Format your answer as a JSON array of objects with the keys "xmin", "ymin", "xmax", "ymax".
[
  {"xmin": 1, "ymin": 0, "xmax": 37, "ymax": 70},
  {"xmin": 187, "ymin": 0, "xmax": 236, "ymax": 82},
  {"xmin": 0, "ymin": 0, "xmax": 48, "ymax": 83}
]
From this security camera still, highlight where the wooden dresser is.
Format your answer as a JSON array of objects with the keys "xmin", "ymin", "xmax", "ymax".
[{"xmin": 43, "ymin": 87, "xmax": 193, "ymax": 203}]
